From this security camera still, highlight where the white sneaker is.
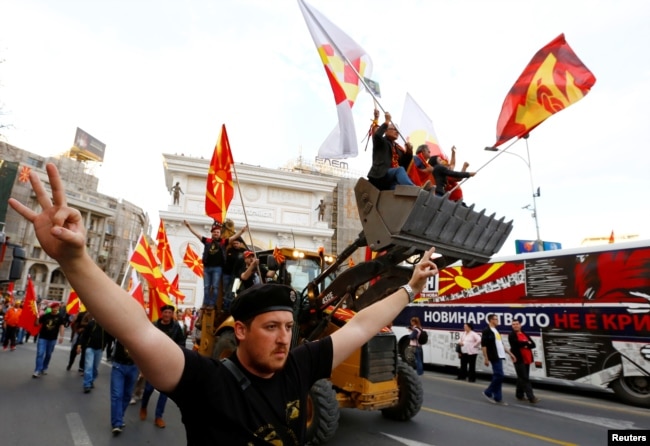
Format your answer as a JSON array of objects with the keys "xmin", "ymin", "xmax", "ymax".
[
  {"xmin": 32, "ymin": 371, "xmax": 41, "ymax": 378},
  {"xmin": 129, "ymin": 398, "xmax": 137, "ymax": 405}
]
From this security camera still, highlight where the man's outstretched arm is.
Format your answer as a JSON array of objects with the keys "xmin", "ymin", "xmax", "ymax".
[
  {"xmin": 330, "ymin": 247, "xmax": 438, "ymax": 369},
  {"xmin": 9, "ymin": 163, "xmax": 184, "ymax": 392}
]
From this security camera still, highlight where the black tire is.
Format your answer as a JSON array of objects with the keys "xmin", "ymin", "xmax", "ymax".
[
  {"xmin": 397, "ymin": 336, "xmax": 414, "ymax": 367},
  {"xmin": 305, "ymin": 379, "xmax": 340, "ymax": 445},
  {"xmin": 381, "ymin": 360, "xmax": 423, "ymax": 421},
  {"xmin": 212, "ymin": 330, "xmax": 236, "ymax": 360},
  {"xmin": 611, "ymin": 375, "xmax": 650, "ymax": 407}
]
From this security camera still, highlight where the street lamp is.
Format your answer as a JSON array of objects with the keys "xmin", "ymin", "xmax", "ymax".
[{"xmin": 484, "ymin": 140, "xmax": 543, "ymax": 251}]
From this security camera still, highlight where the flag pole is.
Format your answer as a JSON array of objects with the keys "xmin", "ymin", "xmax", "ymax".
[
  {"xmin": 445, "ymin": 138, "xmax": 521, "ymax": 196},
  {"xmin": 229, "ymin": 162, "xmax": 264, "ymax": 281}
]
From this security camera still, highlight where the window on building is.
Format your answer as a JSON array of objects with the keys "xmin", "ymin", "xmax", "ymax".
[{"xmin": 31, "ymin": 247, "xmax": 42, "ymax": 259}]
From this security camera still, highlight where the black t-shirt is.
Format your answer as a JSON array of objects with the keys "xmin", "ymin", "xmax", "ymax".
[
  {"xmin": 38, "ymin": 313, "xmax": 66, "ymax": 340},
  {"xmin": 169, "ymin": 337, "xmax": 333, "ymax": 445},
  {"xmin": 201, "ymin": 237, "xmax": 226, "ymax": 268}
]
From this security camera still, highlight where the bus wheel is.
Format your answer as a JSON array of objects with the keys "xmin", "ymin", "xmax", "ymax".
[
  {"xmin": 611, "ymin": 375, "xmax": 650, "ymax": 407},
  {"xmin": 212, "ymin": 330, "xmax": 236, "ymax": 360},
  {"xmin": 305, "ymin": 379, "xmax": 340, "ymax": 445},
  {"xmin": 381, "ymin": 360, "xmax": 423, "ymax": 421}
]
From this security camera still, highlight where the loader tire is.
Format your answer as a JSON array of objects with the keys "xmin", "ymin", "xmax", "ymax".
[
  {"xmin": 381, "ymin": 360, "xmax": 423, "ymax": 421},
  {"xmin": 306, "ymin": 379, "xmax": 340, "ymax": 445},
  {"xmin": 212, "ymin": 330, "xmax": 236, "ymax": 360}
]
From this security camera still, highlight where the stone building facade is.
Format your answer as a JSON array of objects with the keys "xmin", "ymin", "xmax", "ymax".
[{"xmin": 0, "ymin": 142, "xmax": 149, "ymax": 301}]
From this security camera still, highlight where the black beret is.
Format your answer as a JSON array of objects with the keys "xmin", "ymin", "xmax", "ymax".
[
  {"xmin": 160, "ymin": 304, "xmax": 175, "ymax": 313},
  {"xmin": 230, "ymin": 283, "xmax": 297, "ymax": 321}
]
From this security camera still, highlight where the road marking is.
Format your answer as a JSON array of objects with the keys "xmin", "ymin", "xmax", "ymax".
[
  {"xmin": 530, "ymin": 407, "xmax": 637, "ymax": 430},
  {"xmin": 421, "ymin": 407, "xmax": 577, "ymax": 446},
  {"xmin": 66, "ymin": 413, "xmax": 93, "ymax": 446},
  {"xmin": 381, "ymin": 433, "xmax": 435, "ymax": 445}
]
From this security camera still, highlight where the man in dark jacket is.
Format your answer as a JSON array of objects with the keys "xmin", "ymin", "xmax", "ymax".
[
  {"xmin": 367, "ymin": 111, "xmax": 415, "ymax": 190},
  {"xmin": 481, "ymin": 314, "xmax": 515, "ymax": 404},
  {"xmin": 140, "ymin": 304, "xmax": 186, "ymax": 428},
  {"xmin": 429, "ymin": 155, "xmax": 475, "ymax": 197},
  {"xmin": 508, "ymin": 320, "xmax": 540, "ymax": 403},
  {"xmin": 77, "ymin": 312, "xmax": 111, "ymax": 393}
]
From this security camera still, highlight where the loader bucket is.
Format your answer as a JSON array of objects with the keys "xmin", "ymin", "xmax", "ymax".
[{"xmin": 354, "ymin": 178, "xmax": 513, "ymax": 265}]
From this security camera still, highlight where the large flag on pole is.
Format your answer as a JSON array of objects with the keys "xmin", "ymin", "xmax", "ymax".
[
  {"xmin": 205, "ymin": 124, "xmax": 234, "ymax": 223},
  {"xmin": 18, "ymin": 276, "xmax": 40, "ymax": 336},
  {"xmin": 183, "ymin": 244, "xmax": 204, "ymax": 278},
  {"xmin": 156, "ymin": 220, "xmax": 175, "ymax": 272},
  {"xmin": 298, "ymin": 0, "xmax": 373, "ymax": 159},
  {"xmin": 129, "ymin": 234, "xmax": 174, "ymax": 316},
  {"xmin": 494, "ymin": 33, "xmax": 596, "ymax": 147}
]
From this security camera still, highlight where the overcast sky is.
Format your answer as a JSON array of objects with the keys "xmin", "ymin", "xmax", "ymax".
[{"xmin": 1, "ymin": 0, "xmax": 649, "ymax": 255}]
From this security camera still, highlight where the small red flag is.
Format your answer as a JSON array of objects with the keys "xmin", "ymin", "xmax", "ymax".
[
  {"xmin": 494, "ymin": 34, "xmax": 596, "ymax": 147},
  {"xmin": 609, "ymin": 231, "xmax": 615, "ymax": 244},
  {"xmin": 65, "ymin": 289, "xmax": 85, "ymax": 315},
  {"xmin": 156, "ymin": 220, "xmax": 175, "ymax": 272},
  {"xmin": 169, "ymin": 274, "xmax": 185, "ymax": 304},
  {"xmin": 18, "ymin": 166, "xmax": 31, "ymax": 183},
  {"xmin": 273, "ymin": 247, "xmax": 286, "ymax": 265},
  {"xmin": 183, "ymin": 244, "xmax": 204, "ymax": 278},
  {"xmin": 205, "ymin": 124, "xmax": 234, "ymax": 223},
  {"xmin": 18, "ymin": 276, "xmax": 41, "ymax": 336}
]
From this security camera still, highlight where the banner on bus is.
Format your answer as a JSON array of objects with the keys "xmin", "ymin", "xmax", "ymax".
[{"xmin": 515, "ymin": 239, "xmax": 562, "ymax": 253}]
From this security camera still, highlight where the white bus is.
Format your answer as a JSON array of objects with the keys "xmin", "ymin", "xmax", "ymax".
[{"xmin": 391, "ymin": 239, "xmax": 650, "ymax": 407}]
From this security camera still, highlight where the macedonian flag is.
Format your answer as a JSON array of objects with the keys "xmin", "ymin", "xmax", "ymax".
[
  {"xmin": 183, "ymin": 244, "xmax": 204, "ymax": 278},
  {"xmin": 205, "ymin": 124, "xmax": 234, "ymax": 223},
  {"xmin": 494, "ymin": 33, "xmax": 596, "ymax": 147}
]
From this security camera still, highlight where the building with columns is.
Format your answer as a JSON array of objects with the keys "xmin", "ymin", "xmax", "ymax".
[{"xmin": 161, "ymin": 153, "xmax": 350, "ymax": 308}]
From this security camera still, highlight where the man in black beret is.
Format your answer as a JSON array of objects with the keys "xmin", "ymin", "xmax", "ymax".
[{"xmin": 9, "ymin": 163, "xmax": 440, "ymax": 445}]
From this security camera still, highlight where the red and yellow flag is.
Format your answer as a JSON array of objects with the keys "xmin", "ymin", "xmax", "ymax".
[
  {"xmin": 18, "ymin": 166, "xmax": 32, "ymax": 183},
  {"xmin": 65, "ymin": 289, "xmax": 86, "ymax": 315},
  {"xmin": 148, "ymin": 287, "xmax": 174, "ymax": 322},
  {"xmin": 183, "ymin": 244, "xmax": 204, "ymax": 278},
  {"xmin": 127, "ymin": 267, "xmax": 145, "ymax": 309},
  {"xmin": 169, "ymin": 274, "xmax": 185, "ymax": 304},
  {"xmin": 298, "ymin": 0, "xmax": 373, "ymax": 159},
  {"xmin": 205, "ymin": 124, "xmax": 234, "ymax": 223},
  {"xmin": 494, "ymin": 33, "xmax": 596, "ymax": 147},
  {"xmin": 130, "ymin": 235, "xmax": 162, "ymax": 285},
  {"xmin": 272, "ymin": 246, "xmax": 286, "ymax": 265},
  {"xmin": 156, "ymin": 220, "xmax": 175, "ymax": 272},
  {"xmin": 18, "ymin": 276, "xmax": 41, "ymax": 336}
]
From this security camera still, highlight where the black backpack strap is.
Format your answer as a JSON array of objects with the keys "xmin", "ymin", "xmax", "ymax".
[{"xmin": 220, "ymin": 359, "xmax": 294, "ymax": 443}]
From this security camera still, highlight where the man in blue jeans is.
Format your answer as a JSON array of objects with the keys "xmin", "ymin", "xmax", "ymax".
[
  {"xmin": 77, "ymin": 312, "xmax": 109, "ymax": 393},
  {"xmin": 481, "ymin": 313, "xmax": 515, "ymax": 404},
  {"xmin": 32, "ymin": 302, "xmax": 66, "ymax": 378},
  {"xmin": 110, "ymin": 340, "xmax": 139, "ymax": 435}
]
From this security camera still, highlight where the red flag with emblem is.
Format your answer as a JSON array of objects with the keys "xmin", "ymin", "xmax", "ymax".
[
  {"xmin": 273, "ymin": 247, "xmax": 286, "ymax": 265},
  {"xmin": 18, "ymin": 166, "xmax": 32, "ymax": 183},
  {"xmin": 183, "ymin": 244, "xmax": 204, "ymax": 278},
  {"xmin": 205, "ymin": 124, "xmax": 234, "ymax": 223},
  {"xmin": 18, "ymin": 276, "xmax": 41, "ymax": 336},
  {"xmin": 494, "ymin": 33, "xmax": 596, "ymax": 147},
  {"xmin": 130, "ymin": 234, "xmax": 174, "ymax": 309},
  {"xmin": 156, "ymin": 220, "xmax": 175, "ymax": 272},
  {"xmin": 298, "ymin": 0, "xmax": 373, "ymax": 159}
]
